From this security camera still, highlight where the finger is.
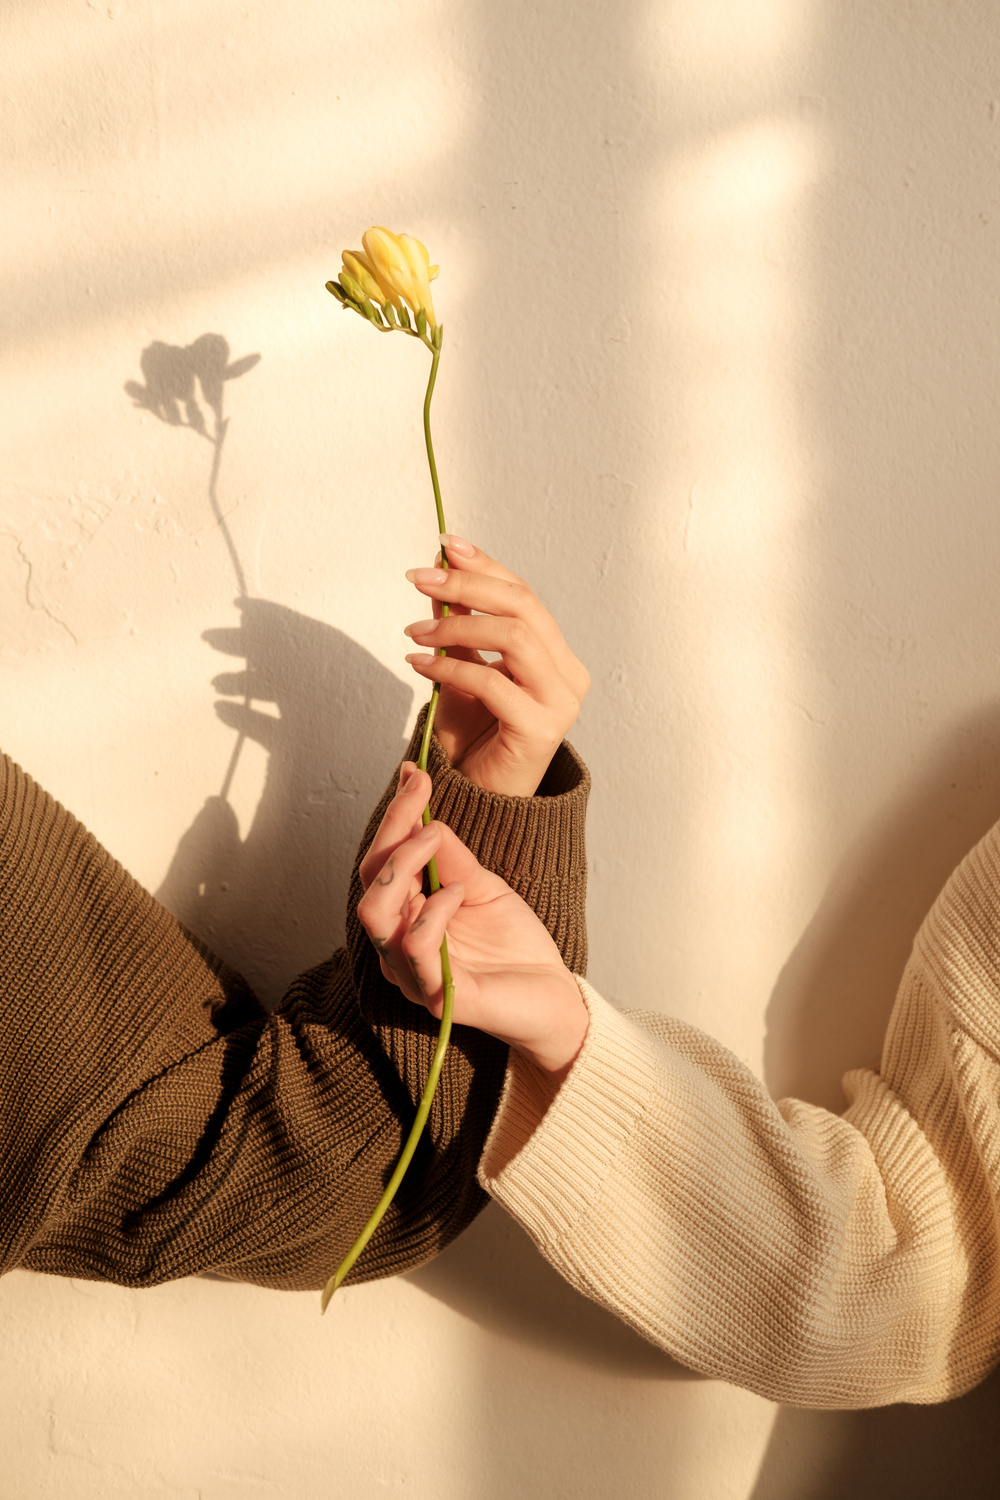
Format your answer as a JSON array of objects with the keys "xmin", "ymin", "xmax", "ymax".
[
  {"xmin": 420, "ymin": 819, "xmax": 520, "ymax": 899},
  {"xmin": 405, "ymin": 651, "xmax": 580, "ymax": 733},
  {"xmin": 404, "ymin": 615, "xmax": 572, "ymax": 705},
  {"xmin": 358, "ymin": 762, "xmax": 432, "ymax": 891},
  {"xmin": 359, "ymin": 821, "xmax": 443, "ymax": 937},
  {"xmin": 364, "ymin": 819, "xmax": 505, "ymax": 916},
  {"xmin": 358, "ymin": 837, "xmax": 441, "ymax": 1007},
  {"xmin": 429, "ymin": 536, "xmax": 524, "ymax": 621},
  {"xmin": 405, "ymin": 566, "xmax": 585, "ymax": 695},
  {"xmin": 374, "ymin": 887, "xmax": 428, "ymax": 981},
  {"xmin": 399, "ymin": 881, "xmax": 466, "ymax": 1008},
  {"xmin": 404, "ymin": 612, "xmax": 486, "ymax": 668},
  {"xmin": 438, "ymin": 536, "xmax": 527, "ymax": 587},
  {"xmin": 430, "ymin": 547, "xmax": 471, "ymax": 622}
]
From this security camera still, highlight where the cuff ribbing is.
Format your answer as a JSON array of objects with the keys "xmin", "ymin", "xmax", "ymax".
[
  {"xmin": 477, "ymin": 980, "xmax": 659, "ymax": 1248},
  {"xmin": 416, "ymin": 712, "xmax": 590, "ymax": 888}
]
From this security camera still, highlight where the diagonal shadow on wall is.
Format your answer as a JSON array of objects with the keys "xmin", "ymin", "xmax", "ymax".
[{"xmin": 752, "ymin": 706, "xmax": 1000, "ymax": 1499}]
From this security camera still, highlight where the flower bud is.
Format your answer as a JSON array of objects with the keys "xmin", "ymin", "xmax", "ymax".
[
  {"xmin": 342, "ymin": 250, "xmax": 397, "ymax": 311},
  {"xmin": 338, "ymin": 270, "xmax": 364, "ymax": 305}
]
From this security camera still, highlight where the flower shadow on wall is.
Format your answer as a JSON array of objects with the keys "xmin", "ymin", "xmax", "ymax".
[
  {"xmin": 125, "ymin": 333, "xmax": 258, "ymax": 607},
  {"xmin": 124, "ymin": 337, "xmax": 413, "ymax": 1006}
]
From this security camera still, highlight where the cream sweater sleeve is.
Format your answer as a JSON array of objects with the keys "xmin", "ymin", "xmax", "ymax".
[{"xmin": 479, "ymin": 823, "xmax": 1000, "ymax": 1410}]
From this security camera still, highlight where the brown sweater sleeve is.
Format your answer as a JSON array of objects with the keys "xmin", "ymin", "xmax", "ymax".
[{"xmin": 3, "ymin": 711, "xmax": 588, "ymax": 1291}]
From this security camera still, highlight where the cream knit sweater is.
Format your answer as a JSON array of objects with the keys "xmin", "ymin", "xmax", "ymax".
[{"xmin": 479, "ymin": 819, "xmax": 1000, "ymax": 1409}]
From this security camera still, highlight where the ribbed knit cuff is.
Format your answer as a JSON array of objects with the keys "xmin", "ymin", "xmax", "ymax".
[
  {"xmin": 477, "ymin": 980, "xmax": 659, "ymax": 1248},
  {"xmin": 419, "ymin": 714, "xmax": 589, "ymax": 885}
]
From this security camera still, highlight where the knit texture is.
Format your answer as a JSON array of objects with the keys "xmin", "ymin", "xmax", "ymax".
[
  {"xmin": 480, "ymin": 819, "xmax": 1000, "ymax": 1409},
  {"xmin": 1, "ymin": 710, "xmax": 589, "ymax": 1290}
]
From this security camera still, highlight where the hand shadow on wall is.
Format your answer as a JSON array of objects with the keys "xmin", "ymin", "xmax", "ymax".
[
  {"xmin": 155, "ymin": 598, "xmax": 412, "ymax": 1008},
  {"xmin": 751, "ymin": 704, "xmax": 1000, "ymax": 1500},
  {"xmin": 126, "ymin": 335, "xmax": 413, "ymax": 1006}
]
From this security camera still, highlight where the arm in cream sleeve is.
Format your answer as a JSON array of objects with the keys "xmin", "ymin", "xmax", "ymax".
[{"xmin": 480, "ymin": 821, "xmax": 1000, "ymax": 1409}]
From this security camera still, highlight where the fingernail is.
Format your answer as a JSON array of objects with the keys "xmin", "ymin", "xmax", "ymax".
[
  {"xmin": 403, "ymin": 618, "xmax": 438, "ymax": 638},
  {"xmin": 416, "ymin": 821, "xmax": 438, "ymax": 839},
  {"xmin": 405, "ymin": 652, "xmax": 436, "ymax": 666},
  {"xmin": 406, "ymin": 568, "xmax": 448, "ymax": 585},
  {"xmin": 439, "ymin": 533, "xmax": 475, "ymax": 558},
  {"xmin": 397, "ymin": 760, "xmax": 416, "ymax": 792}
]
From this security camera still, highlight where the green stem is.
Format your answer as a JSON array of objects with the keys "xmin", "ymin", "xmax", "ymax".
[
  {"xmin": 422, "ymin": 342, "xmax": 445, "ymax": 536},
  {"xmin": 322, "ymin": 326, "xmax": 454, "ymax": 1313}
]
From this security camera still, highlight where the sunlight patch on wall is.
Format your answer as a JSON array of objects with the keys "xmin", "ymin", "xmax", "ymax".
[
  {"xmin": 634, "ymin": 0, "xmax": 828, "ymax": 1058},
  {"xmin": 657, "ymin": 112, "xmax": 826, "ymax": 998}
]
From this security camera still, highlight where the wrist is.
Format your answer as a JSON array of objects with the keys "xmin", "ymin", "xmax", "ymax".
[{"xmin": 511, "ymin": 973, "xmax": 589, "ymax": 1083}]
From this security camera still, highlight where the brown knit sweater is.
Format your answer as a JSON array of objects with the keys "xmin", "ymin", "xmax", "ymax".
[{"xmin": 0, "ymin": 712, "xmax": 589, "ymax": 1290}]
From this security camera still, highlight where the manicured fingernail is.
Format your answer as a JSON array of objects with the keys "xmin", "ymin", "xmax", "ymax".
[
  {"xmin": 439, "ymin": 533, "xmax": 475, "ymax": 558},
  {"xmin": 406, "ymin": 568, "xmax": 448, "ymax": 585},
  {"xmin": 403, "ymin": 618, "xmax": 438, "ymax": 638},
  {"xmin": 397, "ymin": 760, "xmax": 416, "ymax": 792},
  {"xmin": 405, "ymin": 652, "xmax": 436, "ymax": 666}
]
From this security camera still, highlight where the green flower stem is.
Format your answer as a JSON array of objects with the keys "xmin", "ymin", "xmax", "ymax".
[
  {"xmin": 422, "ymin": 341, "xmax": 446, "ymax": 536},
  {"xmin": 321, "ymin": 328, "xmax": 455, "ymax": 1313}
]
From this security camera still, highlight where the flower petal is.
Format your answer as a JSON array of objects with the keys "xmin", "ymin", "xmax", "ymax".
[{"xmin": 362, "ymin": 226, "xmax": 438, "ymax": 329}]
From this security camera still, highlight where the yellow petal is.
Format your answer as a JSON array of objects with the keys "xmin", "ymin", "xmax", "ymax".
[
  {"xmin": 362, "ymin": 227, "xmax": 405, "ymax": 290},
  {"xmin": 396, "ymin": 234, "xmax": 438, "ymax": 329},
  {"xmin": 362, "ymin": 226, "xmax": 438, "ymax": 330}
]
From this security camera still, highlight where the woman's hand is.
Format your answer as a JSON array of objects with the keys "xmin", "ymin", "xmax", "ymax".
[
  {"xmin": 359, "ymin": 762, "xmax": 589, "ymax": 1080},
  {"xmin": 403, "ymin": 536, "xmax": 589, "ymax": 797}
]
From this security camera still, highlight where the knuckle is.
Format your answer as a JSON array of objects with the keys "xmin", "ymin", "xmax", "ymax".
[
  {"xmin": 504, "ymin": 618, "xmax": 531, "ymax": 651},
  {"xmin": 495, "ymin": 673, "xmax": 521, "ymax": 708}
]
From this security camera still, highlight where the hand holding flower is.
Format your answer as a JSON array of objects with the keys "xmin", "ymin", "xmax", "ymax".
[
  {"xmin": 322, "ymin": 228, "xmax": 583, "ymax": 1307},
  {"xmin": 358, "ymin": 765, "xmax": 589, "ymax": 1080},
  {"xmin": 405, "ymin": 538, "xmax": 590, "ymax": 797}
]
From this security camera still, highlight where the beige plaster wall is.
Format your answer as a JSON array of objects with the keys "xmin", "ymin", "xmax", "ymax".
[{"xmin": 3, "ymin": 0, "xmax": 1000, "ymax": 1495}]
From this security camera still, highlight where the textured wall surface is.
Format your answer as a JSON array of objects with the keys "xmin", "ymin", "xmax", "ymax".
[{"xmin": 4, "ymin": 1, "xmax": 1000, "ymax": 1495}]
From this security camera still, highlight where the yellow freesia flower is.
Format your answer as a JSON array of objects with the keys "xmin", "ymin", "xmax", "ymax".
[
  {"xmin": 341, "ymin": 249, "xmax": 396, "ymax": 311},
  {"xmin": 362, "ymin": 227, "xmax": 440, "ymax": 329}
]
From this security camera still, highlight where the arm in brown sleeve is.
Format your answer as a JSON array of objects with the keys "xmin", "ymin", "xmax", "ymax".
[{"xmin": 5, "ymin": 709, "xmax": 588, "ymax": 1290}]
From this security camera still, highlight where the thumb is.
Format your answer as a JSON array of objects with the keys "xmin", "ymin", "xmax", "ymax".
[{"xmin": 424, "ymin": 821, "xmax": 506, "ymax": 900}]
